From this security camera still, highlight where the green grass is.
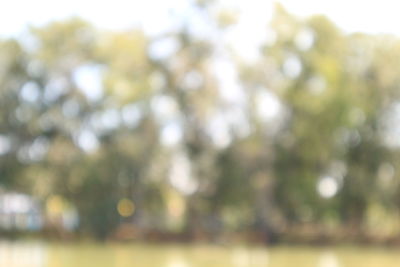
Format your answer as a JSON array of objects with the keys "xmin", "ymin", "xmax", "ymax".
[{"xmin": 1, "ymin": 241, "xmax": 400, "ymax": 267}]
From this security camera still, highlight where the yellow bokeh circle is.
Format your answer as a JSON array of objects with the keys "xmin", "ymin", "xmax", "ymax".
[{"xmin": 117, "ymin": 198, "xmax": 135, "ymax": 217}]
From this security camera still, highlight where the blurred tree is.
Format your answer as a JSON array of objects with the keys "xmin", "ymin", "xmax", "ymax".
[{"xmin": 1, "ymin": 3, "xmax": 400, "ymax": 243}]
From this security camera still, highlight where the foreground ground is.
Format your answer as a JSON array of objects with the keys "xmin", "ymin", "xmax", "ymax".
[{"xmin": 1, "ymin": 241, "xmax": 400, "ymax": 267}]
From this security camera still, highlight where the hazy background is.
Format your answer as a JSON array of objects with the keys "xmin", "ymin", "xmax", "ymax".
[{"xmin": 2, "ymin": 0, "xmax": 400, "ymax": 266}]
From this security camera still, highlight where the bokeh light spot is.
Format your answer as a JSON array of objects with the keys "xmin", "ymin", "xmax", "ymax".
[{"xmin": 117, "ymin": 198, "xmax": 135, "ymax": 217}]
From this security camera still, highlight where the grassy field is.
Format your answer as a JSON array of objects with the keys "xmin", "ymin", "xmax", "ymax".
[{"xmin": 1, "ymin": 241, "xmax": 400, "ymax": 267}]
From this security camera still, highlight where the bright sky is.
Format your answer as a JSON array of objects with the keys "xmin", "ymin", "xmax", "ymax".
[
  {"xmin": 280, "ymin": 0, "xmax": 400, "ymax": 35},
  {"xmin": 1, "ymin": 0, "xmax": 400, "ymax": 37}
]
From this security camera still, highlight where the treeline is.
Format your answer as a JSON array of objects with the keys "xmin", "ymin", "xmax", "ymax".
[{"xmin": 1, "ymin": 4, "xmax": 400, "ymax": 242}]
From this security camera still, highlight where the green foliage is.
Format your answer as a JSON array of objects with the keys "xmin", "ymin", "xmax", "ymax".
[{"xmin": 1, "ymin": 5, "xmax": 400, "ymax": 241}]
